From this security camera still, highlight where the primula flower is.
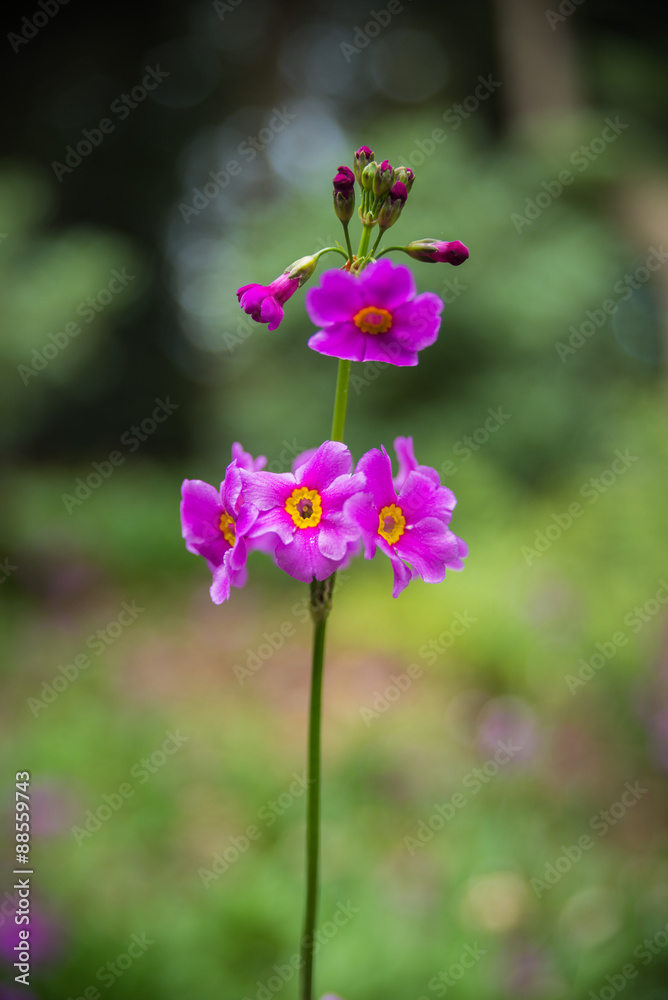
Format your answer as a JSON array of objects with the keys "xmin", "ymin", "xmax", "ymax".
[
  {"xmin": 306, "ymin": 258, "xmax": 443, "ymax": 366},
  {"xmin": 241, "ymin": 440, "xmax": 366, "ymax": 583},
  {"xmin": 346, "ymin": 446, "xmax": 467, "ymax": 597},
  {"xmin": 237, "ymin": 274, "xmax": 300, "ymax": 332},
  {"xmin": 181, "ymin": 448, "xmax": 262, "ymax": 604}
]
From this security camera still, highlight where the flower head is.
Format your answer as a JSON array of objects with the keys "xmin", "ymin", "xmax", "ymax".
[
  {"xmin": 306, "ymin": 258, "xmax": 443, "ymax": 366},
  {"xmin": 346, "ymin": 445, "xmax": 466, "ymax": 597},
  {"xmin": 405, "ymin": 239, "xmax": 470, "ymax": 265},
  {"xmin": 237, "ymin": 256, "xmax": 318, "ymax": 332},
  {"xmin": 241, "ymin": 441, "xmax": 366, "ymax": 583},
  {"xmin": 181, "ymin": 444, "xmax": 268, "ymax": 604}
]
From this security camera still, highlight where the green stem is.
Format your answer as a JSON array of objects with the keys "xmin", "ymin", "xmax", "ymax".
[
  {"xmin": 315, "ymin": 246, "xmax": 349, "ymax": 261},
  {"xmin": 300, "ymin": 578, "xmax": 333, "ymax": 1000},
  {"xmin": 341, "ymin": 223, "xmax": 354, "ymax": 262},
  {"xmin": 375, "ymin": 245, "xmax": 406, "ymax": 259},
  {"xmin": 370, "ymin": 230, "xmax": 384, "ymax": 256},
  {"xmin": 357, "ymin": 223, "xmax": 373, "ymax": 260},
  {"xmin": 330, "ymin": 360, "xmax": 351, "ymax": 442}
]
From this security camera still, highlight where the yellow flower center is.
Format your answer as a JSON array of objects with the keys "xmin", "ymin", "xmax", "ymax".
[
  {"xmin": 353, "ymin": 305, "xmax": 393, "ymax": 334},
  {"xmin": 219, "ymin": 512, "xmax": 236, "ymax": 546},
  {"xmin": 378, "ymin": 504, "xmax": 406, "ymax": 545},
  {"xmin": 285, "ymin": 487, "xmax": 322, "ymax": 529}
]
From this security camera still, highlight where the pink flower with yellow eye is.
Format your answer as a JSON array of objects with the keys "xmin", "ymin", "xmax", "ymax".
[
  {"xmin": 346, "ymin": 445, "xmax": 467, "ymax": 597},
  {"xmin": 305, "ymin": 259, "xmax": 443, "ymax": 366}
]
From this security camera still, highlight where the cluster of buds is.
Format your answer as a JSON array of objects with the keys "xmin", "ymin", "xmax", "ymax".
[
  {"xmin": 347, "ymin": 146, "xmax": 415, "ymax": 231},
  {"xmin": 238, "ymin": 144, "xmax": 469, "ymax": 334}
]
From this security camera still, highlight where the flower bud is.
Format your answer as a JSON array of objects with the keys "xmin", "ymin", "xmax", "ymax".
[
  {"xmin": 283, "ymin": 255, "xmax": 319, "ymax": 287},
  {"xmin": 373, "ymin": 159, "xmax": 394, "ymax": 199},
  {"xmin": 404, "ymin": 239, "xmax": 470, "ymax": 265},
  {"xmin": 353, "ymin": 145, "xmax": 374, "ymax": 182},
  {"xmin": 332, "ymin": 166, "xmax": 355, "ymax": 195},
  {"xmin": 393, "ymin": 166, "xmax": 415, "ymax": 193},
  {"xmin": 332, "ymin": 166, "xmax": 355, "ymax": 224},
  {"xmin": 360, "ymin": 161, "xmax": 378, "ymax": 191},
  {"xmin": 377, "ymin": 181, "xmax": 407, "ymax": 231}
]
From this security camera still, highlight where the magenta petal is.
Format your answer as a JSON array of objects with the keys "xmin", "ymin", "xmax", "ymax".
[
  {"xmin": 305, "ymin": 269, "xmax": 363, "ymax": 325},
  {"xmin": 361, "ymin": 259, "xmax": 415, "ymax": 309},
  {"xmin": 357, "ymin": 336, "xmax": 419, "ymax": 366},
  {"xmin": 274, "ymin": 532, "xmax": 341, "ymax": 582},
  {"xmin": 344, "ymin": 491, "xmax": 379, "ymax": 558},
  {"xmin": 399, "ymin": 470, "xmax": 456, "ymax": 525},
  {"xmin": 232, "ymin": 442, "xmax": 267, "ymax": 472},
  {"xmin": 295, "ymin": 441, "xmax": 352, "ymax": 493},
  {"xmin": 397, "ymin": 518, "xmax": 462, "ymax": 582},
  {"xmin": 355, "ymin": 448, "xmax": 395, "ymax": 508},
  {"xmin": 180, "ymin": 479, "xmax": 223, "ymax": 541},
  {"xmin": 242, "ymin": 470, "xmax": 294, "ymax": 511},
  {"xmin": 248, "ymin": 505, "xmax": 294, "ymax": 546},
  {"xmin": 390, "ymin": 292, "xmax": 443, "ymax": 350},
  {"xmin": 308, "ymin": 323, "xmax": 367, "ymax": 362},
  {"xmin": 261, "ymin": 296, "xmax": 284, "ymax": 331},
  {"xmin": 388, "ymin": 550, "xmax": 415, "ymax": 597}
]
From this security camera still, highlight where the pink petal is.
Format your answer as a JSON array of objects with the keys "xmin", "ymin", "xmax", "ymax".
[{"xmin": 360, "ymin": 259, "xmax": 415, "ymax": 309}]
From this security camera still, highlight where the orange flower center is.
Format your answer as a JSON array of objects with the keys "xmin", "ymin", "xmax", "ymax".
[
  {"xmin": 285, "ymin": 487, "xmax": 322, "ymax": 528},
  {"xmin": 353, "ymin": 305, "xmax": 393, "ymax": 334},
  {"xmin": 219, "ymin": 512, "xmax": 236, "ymax": 546},
  {"xmin": 378, "ymin": 504, "xmax": 405, "ymax": 545}
]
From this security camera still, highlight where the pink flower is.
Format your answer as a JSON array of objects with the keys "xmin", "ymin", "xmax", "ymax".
[
  {"xmin": 237, "ymin": 274, "xmax": 301, "ymax": 332},
  {"xmin": 180, "ymin": 443, "xmax": 266, "ymax": 604},
  {"xmin": 346, "ymin": 445, "xmax": 466, "ymax": 597},
  {"xmin": 305, "ymin": 259, "xmax": 443, "ymax": 366},
  {"xmin": 241, "ymin": 441, "xmax": 366, "ymax": 583}
]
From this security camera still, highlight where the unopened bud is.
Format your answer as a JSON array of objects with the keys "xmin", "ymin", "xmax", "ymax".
[
  {"xmin": 373, "ymin": 159, "xmax": 394, "ymax": 198},
  {"xmin": 393, "ymin": 166, "xmax": 415, "ymax": 193},
  {"xmin": 378, "ymin": 181, "xmax": 408, "ymax": 231},
  {"xmin": 361, "ymin": 161, "xmax": 378, "ymax": 191},
  {"xmin": 404, "ymin": 239, "xmax": 469, "ymax": 265},
  {"xmin": 353, "ymin": 145, "xmax": 375, "ymax": 182},
  {"xmin": 283, "ymin": 255, "xmax": 319, "ymax": 286}
]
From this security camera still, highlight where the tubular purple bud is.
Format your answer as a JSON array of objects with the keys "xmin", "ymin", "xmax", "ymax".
[
  {"xmin": 377, "ymin": 182, "xmax": 408, "ymax": 231},
  {"xmin": 394, "ymin": 166, "xmax": 415, "ymax": 193},
  {"xmin": 404, "ymin": 239, "xmax": 470, "ymax": 265},
  {"xmin": 283, "ymin": 255, "xmax": 319, "ymax": 286},
  {"xmin": 353, "ymin": 145, "xmax": 374, "ymax": 182},
  {"xmin": 373, "ymin": 159, "xmax": 394, "ymax": 198},
  {"xmin": 333, "ymin": 165, "xmax": 355, "ymax": 195}
]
